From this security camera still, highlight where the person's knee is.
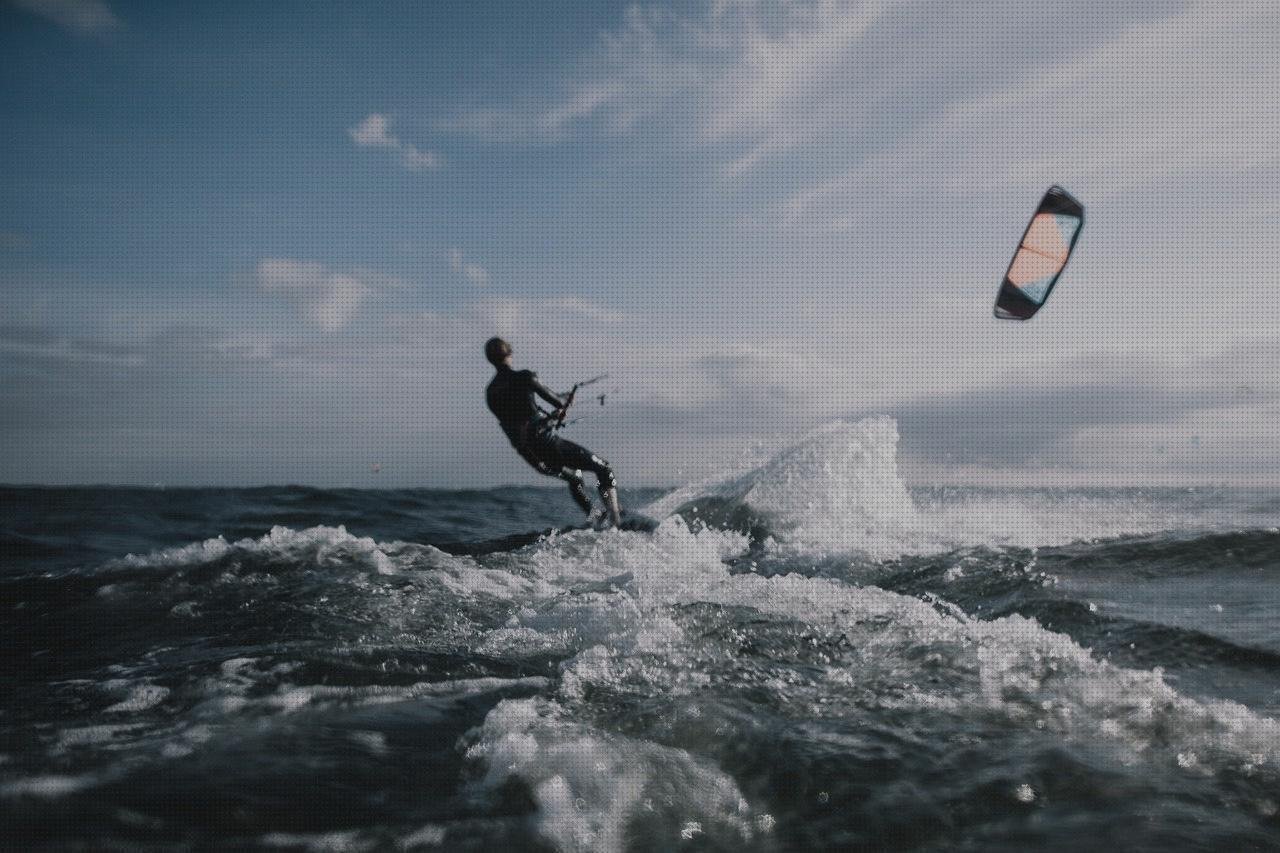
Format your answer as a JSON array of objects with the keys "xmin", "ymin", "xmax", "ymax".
[
  {"xmin": 565, "ymin": 472, "xmax": 592, "ymax": 514},
  {"xmin": 590, "ymin": 455, "xmax": 616, "ymax": 492}
]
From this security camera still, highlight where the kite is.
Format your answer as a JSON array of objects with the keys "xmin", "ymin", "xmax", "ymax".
[{"xmin": 994, "ymin": 185, "xmax": 1084, "ymax": 320}]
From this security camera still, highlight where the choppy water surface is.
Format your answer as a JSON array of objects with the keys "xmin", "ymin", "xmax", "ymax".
[{"xmin": 5, "ymin": 419, "xmax": 1280, "ymax": 851}]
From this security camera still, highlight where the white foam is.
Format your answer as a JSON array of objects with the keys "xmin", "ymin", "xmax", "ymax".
[
  {"xmin": 103, "ymin": 683, "xmax": 170, "ymax": 714},
  {"xmin": 462, "ymin": 509, "xmax": 1280, "ymax": 832},
  {"xmin": 259, "ymin": 830, "xmax": 374, "ymax": 852},
  {"xmin": 112, "ymin": 524, "xmax": 401, "ymax": 576},
  {"xmin": 52, "ymin": 723, "xmax": 145, "ymax": 754},
  {"xmin": 643, "ymin": 416, "xmax": 1251, "ymax": 558},
  {"xmin": 642, "ymin": 418, "xmax": 922, "ymax": 558},
  {"xmin": 113, "ymin": 535, "xmax": 233, "ymax": 569},
  {"xmin": 254, "ymin": 676, "xmax": 551, "ymax": 715},
  {"xmin": 466, "ymin": 697, "xmax": 754, "ymax": 853},
  {"xmin": 396, "ymin": 824, "xmax": 446, "ymax": 849},
  {"xmin": 349, "ymin": 730, "xmax": 388, "ymax": 756},
  {"xmin": 741, "ymin": 418, "xmax": 921, "ymax": 552},
  {"xmin": 425, "ymin": 558, "xmax": 557, "ymax": 602},
  {"xmin": 1, "ymin": 773, "xmax": 102, "ymax": 799}
]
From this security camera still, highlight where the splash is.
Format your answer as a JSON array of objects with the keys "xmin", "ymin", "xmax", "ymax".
[
  {"xmin": 742, "ymin": 418, "xmax": 920, "ymax": 552},
  {"xmin": 111, "ymin": 524, "xmax": 399, "ymax": 576},
  {"xmin": 458, "ymin": 508, "xmax": 1280, "ymax": 848},
  {"xmin": 467, "ymin": 697, "xmax": 756, "ymax": 852},
  {"xmin": 643, "ymin": 417, "xmax": 922, "ymax": 558},
  {"xmin": 643, "ymin": 417, "xmax": 1243, "ymax": 556}
]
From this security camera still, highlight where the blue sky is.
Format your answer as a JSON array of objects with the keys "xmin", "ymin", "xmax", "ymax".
[{"xmin": 2, "ymin": 0, "xmax": 1278, "ymax": 486}]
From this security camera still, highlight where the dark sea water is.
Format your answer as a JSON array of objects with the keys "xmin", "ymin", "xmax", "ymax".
[{"xmin": 5, "ymin": 419, "xmax": 1280, "ymax": 851}]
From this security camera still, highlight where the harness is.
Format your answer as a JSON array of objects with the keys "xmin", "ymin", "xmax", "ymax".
[{"xmin": 517, "ymin": 373, "xmax": 610, "ymax": 473}]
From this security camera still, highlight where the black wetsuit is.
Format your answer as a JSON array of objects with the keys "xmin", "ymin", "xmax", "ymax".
[{"xmin": 486, "ymin": 365, "xmax": 616, "ymax": 514}]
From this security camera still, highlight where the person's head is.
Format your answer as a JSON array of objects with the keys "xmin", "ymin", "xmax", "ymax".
[{"xmin": 484, "ymin": 337, "xmax": 513, "ymax": 367}]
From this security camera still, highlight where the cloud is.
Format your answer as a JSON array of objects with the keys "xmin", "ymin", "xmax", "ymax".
[
  {"xmin": 8, "ymin": 282, "xmax": 1280, "ymax": 485},
  {"xmin": 348, "ymin": 113, "xmax": 440, "ymax": 171},
  {"xmin": 388, "ymin": 293, "xmax": 625, "ymax": 349},
  {"xmin": 440, "ymin": 0, "xmax": 1183, "ymax": 179},
  {"xmin": 348, "ymin": 113, "xmax": 395, "ymax": 147},
  {"xmin": 0, "ymin": 323, "xmax": 142, "ymax": 368},
  {"xmin": 867, "ymin": 342, "xmax": 1280, "ymax": 477},
  {"xmin": 447, "ymin": 248, "xmax": 490, "ymax": 286},
  {"xmin": 547, "ymin": 295, "xmax": 624, "ymax": 324},
  {"xmin": 697, "ymin": 0, "xmax": 886, "ymax": 159},
  {"xmin": 780, "ymin": 0, "xmax": 1279, "ymax": 229},
  {"xmin": 11, "ymin": 0, "xmax": 121, "ymax": 34},
  {"xmin": 256, "ymin": 258, "xmax": 373, "ymax": 331},
  {"xmin": 437, "ymin": 6, "xmax": 703, "ymax": 143}
]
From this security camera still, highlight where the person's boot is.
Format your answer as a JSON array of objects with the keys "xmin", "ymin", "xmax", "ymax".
[{"xmin": 600, "ymin": 488, "xmax": 622, "ymax": 528}]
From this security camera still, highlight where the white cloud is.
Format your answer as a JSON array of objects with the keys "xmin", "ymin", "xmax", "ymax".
[
  {"xmin": 256, "ymin": 258, "xmax": 372, "ymax": 332},
  {"xmin": 548, "ymin": 295, "xmax": 624, "ymax": 324},
  {"xmin": 437, "ymin": 0, "xmax": 985, "ymax": 173},
  {"xmin": 538, "ymin": 83, "xmax": 623, "ymax": 135},
  {"xmin": 697, "ymin": 0, "xmax": 886, "ymax": 149},
  {"xmin": 11, "ymin": 0, "xmax": 120, "ymax": 34},
  {"xmin": 389, "ymin": 293, "xmax": 624, "ymax": 348},
  {"xmin": 438, "ymin": 5, "xmax": 704, "ymax": 142},
  {"xmin": 447, "ymin": 248, "xmax": 490, "ymax": 286},
  {"xmin": 348, "ymin": 113, "xmax": 441, "ymax": 172},
  {"xmin": 442, "ymin": 0, "xmax": 1248, "ymax": 192},
  {"xmin": 781, "ymin": 0, "xmax": 1280, "ymax": 228},
  {"xmin": 348, "ymin": 113, "xmax": 393, "ymax": 147}
]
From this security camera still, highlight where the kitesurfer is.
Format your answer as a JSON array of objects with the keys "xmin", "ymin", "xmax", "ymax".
[{"xmin": 484, "ymin": 337, "xmax": 622, "ymax": 527}]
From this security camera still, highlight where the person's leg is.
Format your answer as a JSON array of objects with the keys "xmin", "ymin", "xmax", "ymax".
[
  {"xmin": 548, "ymin": 436, "xmax": 621, "ymax": 526},
  {"xmin": 557, "ymin": 467, "xmax": 594, "ymax": 516},
  {"xmin": 598, "ymin": 485, "xmax": 622, "ymax": 528},
  {"xmin": 522, "ymin": 437, "xmax": 595, "ymax": 518}
]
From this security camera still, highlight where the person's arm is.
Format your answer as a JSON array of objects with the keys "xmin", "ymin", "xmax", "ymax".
[{"xmin": 529, "ymin": 372, "xmax": 567, "ymax": 410}]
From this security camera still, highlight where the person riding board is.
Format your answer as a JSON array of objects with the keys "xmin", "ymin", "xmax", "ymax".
[{"xmin": 484, "ymin": 337, "xmax": 622, "ymax": 527}]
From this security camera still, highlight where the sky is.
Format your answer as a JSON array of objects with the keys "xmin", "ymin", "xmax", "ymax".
[{"xmin": 1, "ymin": 0, "xmax": 1278, "ymax": 487}]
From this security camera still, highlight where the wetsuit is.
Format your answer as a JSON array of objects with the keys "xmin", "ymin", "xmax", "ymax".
[{"xmin": 485, "ymin": 365, "xmax": 617, "ymax": 515}]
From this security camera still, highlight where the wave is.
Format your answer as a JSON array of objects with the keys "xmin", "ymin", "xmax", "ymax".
[
  {"xmin": 458, "ymin": 515, "xmax": 1280, "ymax": 850},
  {"xmin": 645, "ymin": 419, "xmax": 1276, "ymax": 563},
  {"xmin": 1038, "ymin": 527, "xmax": 1280, "ymax": 577},
  {"xmin": 7, "ymin": 419, "xmax": 1280, "ymax": 849}
]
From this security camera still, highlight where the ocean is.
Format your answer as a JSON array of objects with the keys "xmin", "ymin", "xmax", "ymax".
[{"xmin": 4, "ymin": 418, "xmax": 1280, "ymax": 851}]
